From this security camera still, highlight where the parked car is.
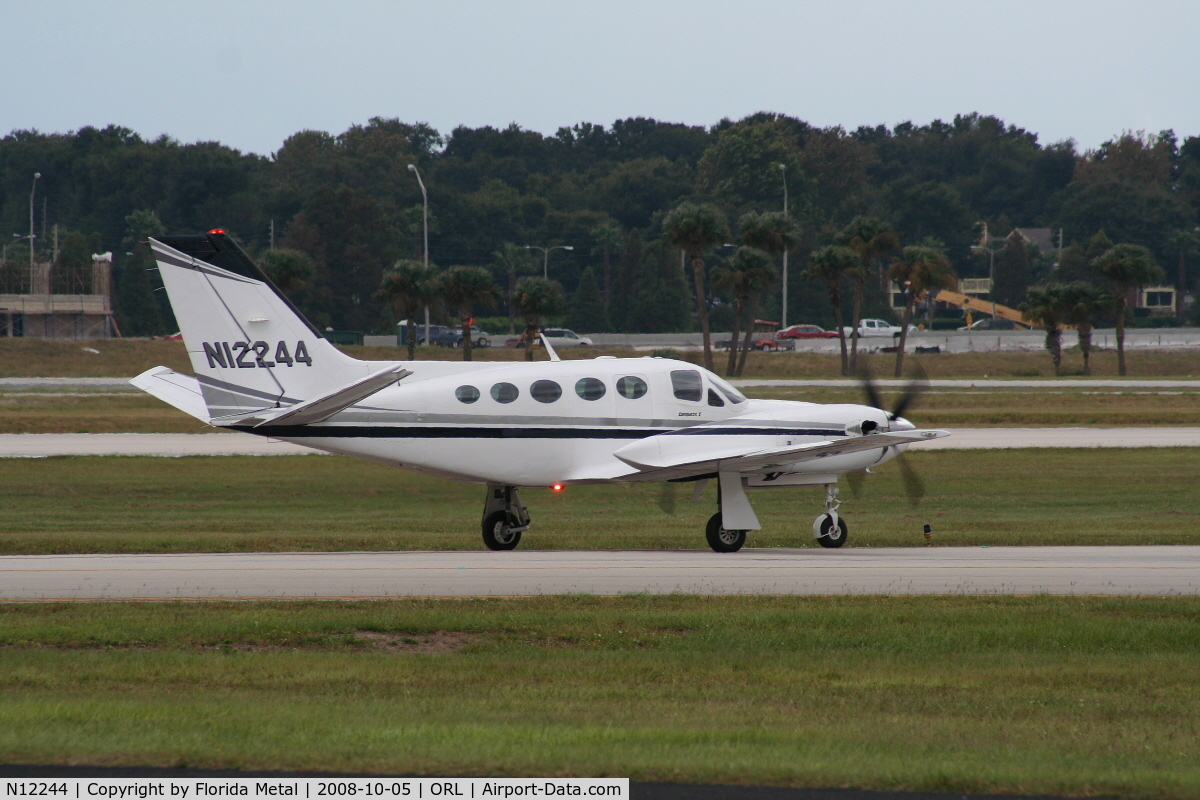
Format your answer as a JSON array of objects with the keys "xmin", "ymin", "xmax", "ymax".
[
  {"xmin": 416, "ymin": 324, "xmax": 492, "ymax": 347},
  {"xmin": 539, "ymin": 328, "xmax": 593, "ymax": 348},
  {"xmin": 841, "ymin": 318, "xmax": 902, "ymax": 337},
  {"xmin": 776, "ymin": 324, "xmax": 838, "ymax": 340},
  {"xmin": 957, "ymin": 317, "xmax": 1019, "ymax": 331}
]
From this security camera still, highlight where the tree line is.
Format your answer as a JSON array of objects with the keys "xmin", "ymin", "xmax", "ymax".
[{"xmin": 1, "ymin": 113, "xmax": 1197, "ymax": 348}]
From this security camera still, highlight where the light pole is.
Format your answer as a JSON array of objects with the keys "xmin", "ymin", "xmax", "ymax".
[
  {"xmin": 970, "ymin": 233, "xmax": 1004, "ymax": 320},
  {"xmin": 407, "ymin": 164, "xmax": 431, "ymax": 346},
  {"xmin": 524, "ymin": 245, "xmax": 573, "ymax": 279},
  {"xmin": 778, "ymin": 163, "xmax": 788, "ymax": 329},
  {"xmin": 29, "ymin": 173, "xmax": 40, "ymax": 273}
]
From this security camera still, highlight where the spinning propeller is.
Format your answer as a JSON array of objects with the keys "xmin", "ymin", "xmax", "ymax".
[{"xmin": 848, "ymin": 364, "xmax": 930, "ymax": 507}]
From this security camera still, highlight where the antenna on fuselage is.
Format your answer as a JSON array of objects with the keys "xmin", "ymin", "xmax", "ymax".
[{"xmin": 539, "ymin": 329, "xmax": 562, "ymax": 362}]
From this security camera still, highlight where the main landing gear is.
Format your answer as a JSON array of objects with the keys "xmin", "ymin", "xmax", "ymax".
[
  {"xmin": 705, "ymin": 513, "xmax": 747, "ymax": 553},
  {"xmin": 813, "ymin": 484, "xmax": 848, "ymax": 548},
  {"xmin": 481, "ymin": 485, "xmax": 530, "ymax": 551}
]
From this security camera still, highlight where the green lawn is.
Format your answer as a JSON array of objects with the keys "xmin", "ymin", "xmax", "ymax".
[
  {"xmin": 1, "ymin": 597, "xmax": 1197, "ymax": 797},
  {"xmin": 1, "ymin": 449, "xmax": 1199, "ymax": 554}
]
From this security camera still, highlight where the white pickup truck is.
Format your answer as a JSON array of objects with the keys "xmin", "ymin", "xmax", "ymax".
[{"xmin": 841, "ymin": 318, "xmax": 903, "ymax": 337}]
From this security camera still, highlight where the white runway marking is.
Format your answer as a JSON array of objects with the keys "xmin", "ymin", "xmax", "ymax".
[{"xmin": 2, "ymin": 547, "xmax": 1197, "ymax": 600}]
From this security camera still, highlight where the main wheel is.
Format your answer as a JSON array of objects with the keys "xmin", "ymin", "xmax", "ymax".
[
  {"xmin": 482, "ymin": 510, "xmax": 522, "ymax": 551},
  {"xmin": 705, "ymin": 512, "xmax": 746, "ymax": 553},
  {"xmin": 815, "ymin": 513, "xmax": 848, "ymax": 548}
]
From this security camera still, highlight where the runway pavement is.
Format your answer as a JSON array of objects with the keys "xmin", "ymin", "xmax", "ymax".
[{"xmin": 2, "ymin": 546, "xmax": 1196, "ymax": 600}]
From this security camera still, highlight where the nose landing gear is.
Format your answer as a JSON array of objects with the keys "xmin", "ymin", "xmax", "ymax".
[
  {"xmin": 813, "ymin": 484, "xmax": 848, "ymax": 548},
  {"xmin": 481, "ymin": 484, "xmax": 530, "ymax": 551}
]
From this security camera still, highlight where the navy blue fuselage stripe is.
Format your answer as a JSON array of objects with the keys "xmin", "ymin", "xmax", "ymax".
[{"xmin": 227, "ymin": 424, "xmax": 848, "ymax": 440}]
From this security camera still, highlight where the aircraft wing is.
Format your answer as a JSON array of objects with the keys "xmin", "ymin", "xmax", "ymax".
[
  {"xmin": 613, "ymin": 429, "xmax": 949, "ymax": 478},
  {"xmin": 129, "ymin": 367, "xmax": 211, "ymax": 422}
]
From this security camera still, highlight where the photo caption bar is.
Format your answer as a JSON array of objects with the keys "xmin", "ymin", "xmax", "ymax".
[{"xmin": 2, "ymin": 780, "xmax": 627, "ymax": 800}]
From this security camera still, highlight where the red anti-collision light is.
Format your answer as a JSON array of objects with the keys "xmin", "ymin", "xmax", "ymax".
[
  {"xmin": 551, "ymin": 484, "xmax": 564, "ymax": 492},
  {"xmin": 208, "ymin": 228, "xmax": 225, "ymax": 235}
]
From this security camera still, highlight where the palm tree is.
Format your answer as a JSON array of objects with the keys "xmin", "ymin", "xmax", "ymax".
[
  {"xmin": 589, "ymin": 221, "xmax": 623, "ymax": 314},
  {"xmin": 663, "ymin": 203, "xmax": 730, "ymax": 371},
  {"xmin": 805, "ymin": 245, "xmax": 858, "ymax": 376},
  {"xmin": 260, "ymin": 249, "xmax": 316, "ymax": 295},
  {"xmin": 835, "ymin": 217, "xmax": 899, "ymax": 374},
  {"xmin": 712, "ymin": 247, "xmax": 772, "ymax": 375},
  {"xmin": 439, "ymin": 265, "xmax": 497, "ymax": 362},
  {"xmin": 492, "ymin": 243, "xmax": 534, "ymax": 335},
  {"xmin": 1019, "ymin": 283, "xmax": 1073, "ymax": 376},
  {"xmin": 736, "ymin": 210, "xmax": 798, "ymax": 375},
  {"xmin": 376, "ymin": 259, "xmax": 439, "ymax": 360},
  {"xmin": 1060, "ymin": 281, "xmax": 1112, "ymax": 376},
  {"xmin": 512, "ymin": 276, "xmax": 566, "ymax": 362},
  {"xmin": 1093, "ymin": 244, "xmax": 1163, "ymax": 376},
  {"xmin": 887, "ymin": 244, "xmax": 954, "ymax": 377}
]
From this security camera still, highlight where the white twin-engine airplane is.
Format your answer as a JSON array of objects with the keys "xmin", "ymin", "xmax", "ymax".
[{"xmin": 133, "ymin": 231, "xmax": 949, "ymax": 553}]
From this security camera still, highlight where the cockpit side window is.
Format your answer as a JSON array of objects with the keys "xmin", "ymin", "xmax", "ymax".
[
  {"xmin": 709, "ymin": 375, "xmax": 747, "ymax": 405},
  {"xmin": 670, "ymin": 370, "xmax": 703, "ymax": 402},
  {"xmin": 707, "ymin": 388, "xmax": 724, "ymax": 407}
]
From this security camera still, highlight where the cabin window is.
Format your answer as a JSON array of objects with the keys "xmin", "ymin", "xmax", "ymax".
[
  {"xmin": 616, "ymin": 376, "xmax": 647, "ymax": 399},
  {"xmin": 490, "ymin": 382, "xmax": 519, "ymax": 403},
  {"xmin": 670, "ymin": 370, "xmax": 703, "ymax": 402},
  {"xmin": 707, "ymin": 388, "xmax": 725, "ymax": 407},
  {"xmin": 455, "ymin": 385, "xmax": 480, "ymax": 404},
  {"xmin": 575, "ymin": 377, "xmax": 606, "ymax": 400},
  {"xmin": 531, "ymin": 379, "xmax": 562, "ymax": 403},
  {"xmin": 709, "ymin": 375, "xmax": 747, "ymax": 404}
]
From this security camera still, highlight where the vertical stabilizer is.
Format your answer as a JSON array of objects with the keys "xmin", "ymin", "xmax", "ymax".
[{"xmin": 149, "ymin": 232, "xmax": 395, "ymax": 420}]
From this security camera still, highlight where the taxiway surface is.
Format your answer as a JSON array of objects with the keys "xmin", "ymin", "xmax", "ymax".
[{"xmin": 2, "ymin": 546, "xmax": 1196, "ymax": 600}]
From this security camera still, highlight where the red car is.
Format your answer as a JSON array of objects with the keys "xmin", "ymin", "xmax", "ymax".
[{"xmin": 776, "ymin": 324, "xmax": 838, "ymax": 340}]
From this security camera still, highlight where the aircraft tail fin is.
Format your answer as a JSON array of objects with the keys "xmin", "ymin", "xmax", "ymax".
[{"xmin": 148, "ymin": 232, "xmax": 399, "ymax": 421}]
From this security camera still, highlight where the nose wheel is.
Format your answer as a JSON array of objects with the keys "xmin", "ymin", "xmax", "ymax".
[
  {"xmin": 481, "ymin": 485, "xmax": 529, "ymax": 551},
  {"xmin": 813, "ymin": 484, "xmax": 848, "ymax": 548}
]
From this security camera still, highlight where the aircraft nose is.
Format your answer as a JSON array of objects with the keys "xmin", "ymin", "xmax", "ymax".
[{"xmin": 891, "ymin": 416, "xmax": 916, "ymax": 431}]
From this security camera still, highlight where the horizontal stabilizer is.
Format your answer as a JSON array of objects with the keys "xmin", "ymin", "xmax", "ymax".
[
  {"xmin": 129, "ymin": 367, "xmax": 211, "ymax": 422},
  {"xmin": 614, "ymin": 429, "xmax": 950, "ymax": 476},
  {"xmin": 229, "ymin": 364, "xmax": 412, "ymax": 428}
]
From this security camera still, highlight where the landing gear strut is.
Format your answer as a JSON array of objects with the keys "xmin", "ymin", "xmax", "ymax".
[
  {"xmin": 813, "ymin": 484, "xmax": 848, "ymax": 548},
  {"xmin": 481, "ymin": 484, "xmax": 529, "ymax": 551}
]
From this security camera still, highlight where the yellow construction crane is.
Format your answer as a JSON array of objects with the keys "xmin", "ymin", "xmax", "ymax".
[{"xmin": 931, "ymin": 289, "xmax": 1034, "ymax": 330}]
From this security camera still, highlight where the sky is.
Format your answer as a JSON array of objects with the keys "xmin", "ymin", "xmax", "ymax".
[{"xmin": 3, "ymin": 0, "xmax": 1199, "ymax": 157}]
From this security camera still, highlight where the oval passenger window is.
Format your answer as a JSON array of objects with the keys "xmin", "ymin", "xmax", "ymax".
[
  {"xmin": 616, "ymin": 376, "xmax": 647, "ymax": 399},
  {"xmin": 531, "ymin": 379, "xmax": 562, "ymax": 403},
  {"xmin": 575, "ymin": 377, "xmax": 606, "ymax": 400},
  {"xmin": 490, "ymin": 382, "xmax": 519, "ymax": 403},
  {"xmin": 455, "ymin": 385, "xmax": 480, "ymax": 404}
]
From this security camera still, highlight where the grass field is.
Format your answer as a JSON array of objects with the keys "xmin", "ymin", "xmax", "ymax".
[
  {"xmin": 8, "ymin": 336, "xmax": 1200, "ymax": 380},
  {"xmin": 0, "ymin": 596, "xmax": 1197, "ymax": 798},
  {"xmin": 1, "ymin": 449, "xmax": 1197, "ymax": 554}
]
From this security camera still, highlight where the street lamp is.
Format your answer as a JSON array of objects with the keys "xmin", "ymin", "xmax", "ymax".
[
  {"xmin": 524, "ymin": 245, "xmax": 574, "ymax": 279},
  {"xmin": 407, "ymin": 163, "xmax": 431, "ymax": 346},
  {"xmin": 778, "ymin": 163, "xmax": 788, "ymax": 329},
  {"xmin": 29, "ymin": 172, "xmax": 40, "ymax": 271},
  {"xmin": 970, "ymin": 232, "xmax": 1004, "ymax": 320}
]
